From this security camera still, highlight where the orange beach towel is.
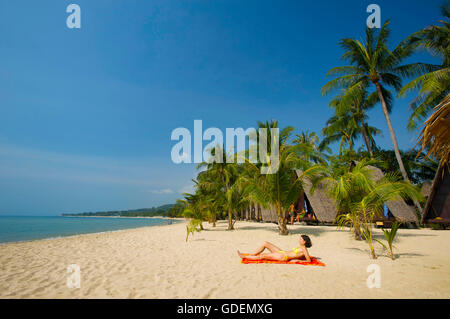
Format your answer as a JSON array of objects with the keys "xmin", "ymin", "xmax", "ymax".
[{"xmin": 240, "ymin": 254, "xmax": 325, "ymax": 266}]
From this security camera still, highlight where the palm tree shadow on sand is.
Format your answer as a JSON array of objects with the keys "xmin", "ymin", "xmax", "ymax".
[{"xmin": 345, "ymin": 247, "xmax": 427, "ymax": 259}]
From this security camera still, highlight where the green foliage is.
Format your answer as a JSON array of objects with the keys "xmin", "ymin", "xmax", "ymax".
[
  {"xmin": 374, "ymin": 221, "xmax": 402, "ymax": 260},
  {"xmin": 239, "ymin": 121, "xmax": 306, "ymax": 235},
  {"xmin": 321, "ymin": 20, "xmax": 437, "ymax": 182},
  {"xmin": 166, "ymin": 203, "xmax": 186, "ymax": 218},
  {"xmin": 291, "ymin": 130, "xmax": 330, "ymax": 163},
  {"xmin": 372, "ymin": 149, "xmax": 438, "ymax": 184},
  {"xmin": 399, "ymin": 4, "xmax": 450, "ymax": 130},
  {"xmin": 321, "ymin": 86, "xmax": 382, "ymax": 156},
  {"xmin": 196, "ymin": 145, "xmax": 242, "ymax": 230},
  {"xmin": 242, "ymin": 147, "xmax": 303, "ymax": 235},
  {"xmin": 305, "ymin": 159, "xmax": 424, "ymax": 258},
  {"xmin": 185, "ymin": 219, "xmax": 203, "ymax": 242},
  {"xmin": 336, "ymin": 148, "xmax": 439, "ymax": 184}
]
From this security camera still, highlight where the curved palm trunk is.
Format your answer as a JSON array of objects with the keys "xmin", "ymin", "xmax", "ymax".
[
  {"xmin": 375, "ymin": 83, "xmax": 409, "ymax": 180},
  {"xmin": 348, "ymin": 135, "xmax": 354, "ymax": 151},
  {"xmin": 354, "ymin": 103, "xmax": 374, "ymax": 157},
  {"xmin": 375, "ymin": 83, "xmax": 423, "ymax": 216},
  {"xmin": 360, "ymin": 121, "xmax": 374, "ymax": 157}
]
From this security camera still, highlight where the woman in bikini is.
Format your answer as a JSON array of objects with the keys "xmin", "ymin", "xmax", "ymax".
[{"xmin": 237, "ymin": 235, "xmax": 312, "ymax": 263}]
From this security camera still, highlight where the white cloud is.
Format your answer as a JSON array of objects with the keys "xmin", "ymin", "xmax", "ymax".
[{"xmin": 148, "ymin": 188, "xmax": 174, "ymax": 194}]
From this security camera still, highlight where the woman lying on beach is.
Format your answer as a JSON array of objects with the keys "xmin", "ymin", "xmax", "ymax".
[{"xmin": 237, "ymin": 235, "xmax": 312, "ymax": 263}]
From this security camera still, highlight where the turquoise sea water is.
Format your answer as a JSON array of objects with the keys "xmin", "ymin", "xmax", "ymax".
[{"xmin": 0, "ymin": 216, "xmax": 177, "ymax": 244}]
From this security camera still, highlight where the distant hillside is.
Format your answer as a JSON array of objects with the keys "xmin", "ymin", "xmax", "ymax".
[{"xmin": 61, "ymin": 204, "xmax": 175, "ymax": 217}]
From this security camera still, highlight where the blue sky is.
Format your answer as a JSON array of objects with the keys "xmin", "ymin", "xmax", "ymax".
[{"xmin": 0, "ymin": 0, "xmax": 445, "ymax": 215}]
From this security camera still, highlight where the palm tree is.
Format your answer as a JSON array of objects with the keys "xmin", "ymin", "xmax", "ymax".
[
  {"xmin": 321, "ymin": 113, "xmax": 359, "ymax": 155},
  {"xmin": 196, "ymin": 171, "xmax": 224, "ymax": 227},
  {"xmin": 354, "ymin": 174, "xmax": 423, "ymax": 259},
  {"xmin": 328, "ymin": 86, "xmax": 383, "ymax": 157},
  {"xmin": 179, "ymin": 190, "xmax": 207, "ymax": 239},
  {"xmin": 399, "ymin": 4, "xmax": 450, "ymax": 130},
  {"xmin": 320, "ymin": 112, "xmax": 381, "ymax": 156},
  {"xmin": 322, "ymin": 20, "xmax": 433, "ymax": 183},
  {"xmin": 223, "ymin": 177, "xmax": 251, "ymax": 230},
  {"xmin": 241, "ymin": 148, "xmax": 303, "ymax": 235},
  {"xmin": 291, "ymin": 130, "xmax": 329, "ymax": 164},
  {"xmin": 256, "ymin": 120, "xmax": 295, "ymax": 153},
  {"xmin": 197, "ymin": 145, "xmax": 240, "ymax": 230},
  {"xmin": 239, "ymin": 121, "xmax": 303, "ymax": 235}
]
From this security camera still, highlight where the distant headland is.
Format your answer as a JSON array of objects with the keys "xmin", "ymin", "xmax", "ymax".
[{"xmin": 61, "ymin": 204, "xmax": 176, "ymax": 218}]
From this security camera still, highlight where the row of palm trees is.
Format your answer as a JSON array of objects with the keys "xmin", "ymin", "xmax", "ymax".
[
  {"xmin": 173, "ymin": 5, "xmax": 449, "ymax": 257},
  {"xmin": 178, "ymin": 120, "xmax": 317, "ymax": 236}
]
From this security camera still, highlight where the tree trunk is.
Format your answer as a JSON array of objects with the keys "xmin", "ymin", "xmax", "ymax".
[
  {"xmin": 227, "ymin": 208, "xmax": 234, "ymax": 230},
  {"xmin": 360, "ymin": 121, "xmax": 374, "ymax": 157},
  {"xmin": 354, "ymin": 224, "xmax": 363, "ymax": 240},
  {"xmin": 375, "ymin": 83, "xmax": 423, "ymax": 216},
  {"xmin": 277, "ymin": 203, "xmax": 289, "ymax": 235},
  {"xmin": 278, "ymin": 217, "xmax": 289, "ymax": 235},
  {"xmin": 375, "ymin": 83, "xmax": 409, "ymax": 181},
  {"xmin": 354, "ymin": 103, "xmax": 374, "ymax": 157}
]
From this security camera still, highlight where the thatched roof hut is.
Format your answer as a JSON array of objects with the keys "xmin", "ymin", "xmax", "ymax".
[
  {"xmin": 416, "ymin": 94, "xmax": 450, "ymax": 224},
  {"xmin": 260, "ymin": 205, "xmax": 278, "ymax": 223},
  {"xmin": 367, "ymin": 165, "xmax": 418, "ymax": 222},
  {"xmin": 421, "ymin": 163, "xmax": 450, "ymax": 223},
  {"xmin": 294, "ymin": 170, "xmax": 338, "ymax": 223}
]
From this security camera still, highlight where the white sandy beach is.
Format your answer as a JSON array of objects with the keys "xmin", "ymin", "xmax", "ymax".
[{"xmin": 0, "ymin": 220, "xmax": 449, "ymax": 299}]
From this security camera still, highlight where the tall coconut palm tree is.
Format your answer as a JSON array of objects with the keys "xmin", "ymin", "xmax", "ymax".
[
  {"xmin": 256, "ymin": 120, "xmax": 295, "ymax": 153},
  {"xmin": 320, "ymin": 113, "xmax": 359, "ymax": 155},
  {"xmin": 329, "ymin": 86, "xmax": 384, "ymax": 157},
  {"xmin": 322, "ymin": 20, "xmax": 434, "ymax": 183},
  {"xmin": 241, "ymin": 146, "xmax": 303, "ymax": 235},
  {"xmin": 320, "ymin": 112, "xmax": 381, "ymax": 156},
  {"xmin": 399, "ymin": 4, "xmax": 450, "ymax": 130},
  {"xmin": 197, "ymin": 145, "xmax": 239, "ymax": 230},
  {"xmin": 239, "ymin": 121, "xmax": 303, "ymax": 235},
  {"xmin": 196, "ymin": 170, "xmax": 225, "ymax": 227}
]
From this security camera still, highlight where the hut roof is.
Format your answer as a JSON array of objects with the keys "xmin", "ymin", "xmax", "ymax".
[
  {"xmin": 260, "ymin": 205, "xmax": 278, "ymax": 223},
  {"xmin": 421, "ymin": 163, "xmax": 450, "ymax": 223},
  {"xmin": 367, "ymin": 165, "xmax": 418, "ymax": 222},
  {"xmin": 295, "ymin": 170, "xmax": 338, "ymax": 223}
]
